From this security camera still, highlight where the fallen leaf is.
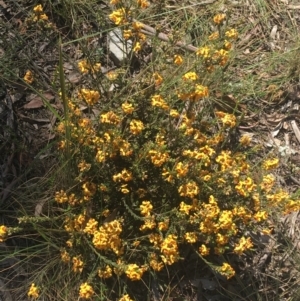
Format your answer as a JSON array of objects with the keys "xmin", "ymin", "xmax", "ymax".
[
  {"xmin": 290, "ymin": 120, "xmax": 300, "ymax": 144},
  {"xmin": 270, "ymin": 25, "xmax": 278, "ymax": 40},
  {"xmin": 24, "ymin": 95, "xmax": 43, "ymax": 109},
  {"xmin": 63, "ymin": 62, "xmax": 73, "ymax": 70},
  {"xmin": 0, "ymin": 1, "xmax": 7, "ymax": 8},
  {"xmin": 19, "ymin": 114, "xmax": 50, "ymax": 124},
  {"xmin": 43, "ymin": 91, "xmax": 55, "ymax": 101},
  {"xmin": 67, "ymin": 71, "xmax": 82, "ymax": 84}
]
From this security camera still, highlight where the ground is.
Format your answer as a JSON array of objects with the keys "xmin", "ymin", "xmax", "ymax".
[{"xmin": 1, "ymin": 0, "xmax": 300, "ymax": 300}]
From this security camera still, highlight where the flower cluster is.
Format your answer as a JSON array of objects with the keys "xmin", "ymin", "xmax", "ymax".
[
  {"xmin": 79, "ymin": 283, "xmax": 94, "ymax": 299},
  {"xmin": 151, "ymin": 94, "xmax": 169, "ymax": 110},
  {"xmin": 92, "ymin": 220, "xmax": 123, "ymax": 255},
  {"xmin": 218, "ymin": 262, "xmax": 235, "ymax": 279},
  {"xmin": 0, "ymin": 225, "xmax": 7, "ymax": 242},
  {"xmin": 178, "ymin": 71, "xmax": 209, "ymax": 101},
  {"xmin": 119, "ymin": 294, "xmax": 134, "ymax": 301},
  {"xmin": 15, "ymin": 7, "xmax": 300, "ymax": 301},
  {"xmin": 98, "ymin": 265, "xmax": 113, "ymax": 279},
  {"xmin": 160, "ymin": 234, "xmax": 179, "ymax": 265},
  {"xmin": 33, "ymin": 4, "xmax": 48, "ymax": 22},
  {"xmin": 28, "ymin": 283, "xmax": 39, "ymax": 299},
  {"xmin": 24, "ymin": 70, "xmax": 34, "ymax": 84},
  {"xmin": 125, "ymin": 263, "xmax": 147, "ymax": 281},
  {"xmin": 78, "ymin": 60, "xmax": 101, "ymax": 75}
]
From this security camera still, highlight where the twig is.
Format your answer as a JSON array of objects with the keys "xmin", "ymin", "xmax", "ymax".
[
  {"xmin": 133, "ymin": 19, "xmax": 198, "ymax": 53},
  {"xmin": 288, "ymin": 5, "xmax": 300, "ymax": 9}
]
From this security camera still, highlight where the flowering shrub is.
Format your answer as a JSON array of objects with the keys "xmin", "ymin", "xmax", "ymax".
[{"xmin": 3, "ymin": 1, "xmax": 300, "ymax": 300}]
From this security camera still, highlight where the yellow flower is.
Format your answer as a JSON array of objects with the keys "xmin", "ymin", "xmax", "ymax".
[
  {"xmin": 109, "ymin": 8, "xmax": 127, "ymax": 25},
  {"xmin": 160, "ymin": 234, "xmax": 179, "ymax": 265},
  {"xmin": 179, "ymin": 201, "xmax": 192, "ymax": 215},
  {"xmin": 194, "ymin": 84, "xmax": 209, "ymax": 100},
  {"xmin": 153, "ymin": 72, "xmax": 163, "ymax": 86},
  {"xmin": 72, "ymin": 256, "xmax": 84, "ymax": 273},
  {"xmin": 174, "ymin": 54, "xmax": 183, "ymax": 65},
  {"xmin": 121, "ymin": 102, "xmax": 134, "ymax": 114},
  {"xmin": 55, "ymin": 190, "xmax": 68, "ymax": 203},
  {"xmin": 60, "ymin": 249, "xmax": 70, "ymax": 262},
  {"xmin": 262, "ymin": 158, "xmax": 279, "ymax": 170},
  {"xmin": 218, "ymin": 262, "xmax": 235, "ymax": 279},
  {"xmin": 233, "ymin": 237, "xmax": 253, "ymax": 255},
  {"xmin": 213, "ymin": 13, "xmax": 226, "ymax": 25},
  {"xmin": 151, "ymin": 95, "xmax": 169, "ymax": 110},
  {"xmin": 39, "ymin": 13, "xmax": 48, "ymax": 21},
  {"xmin": 132, "ymin": 21, "xmax": 143, "ymax": 30},
  {"xmin": 196, "ymin": 46, "xmax": 210, "ymax": 58},
  {"xmin": 184, "ymin": 232, "xmax": 197, "ymax": 243},
  {"xmin": 216, "ymin": 233, "xmax": 229, "ymax": 246},
  {"xmin": 158, "ymin": 220, "xmax": 169, "ymax": 231},
  {"xmin": 93, "ymin": 220, "xmax": 123, "ymax": 255},
  {"xmin": 149, "ymin": 253, "xmax": 164, "ymax": 271},
  {"xmin": 140, "ymin": 215, "xmax": 156, "ymax": 231},
  {"xmin": 0, "ymin": 225, "xmax": 7, "ymax": 242},
  {"xmin": 170, "ymin": 109, "xmax": 180, "ymax": 118},
  {"xmin": 114, "ymin": 169, "xmax": 133, "ymax": 182},
  {"xmin": 78, "ymin": 60, "xmax": 100, "ymax": 74},
  {"xmin": 33, "ymin": 5, "xmax": 43, "ymax": 13},
  {"xmin": 261, "ymin": 228, "xmax": 273, "ymax": 235},
  {"xmin": 149, "ymin": 233, "xmax": 163, "ymax": 248},
  {"xmin": 266, "ymin": 190, "xmax": 289, "ymax": 204},
  {"xmin": 119, "ymin": 294, "xmax": 134, "ymax": 301},
  {"xmin": 79, "ymin": 88, "xmax": 100, "ymax": 106},
  {"xmin": 162, "ymin": 168, "xmax": 174, "ymax": 183},
  {"xmin": 148, "ymin": 150, "xmax": 169, "ymax": 166},
  {"xmin": 239, "ymin": 134, "xmax": 252, "ymax": 146},
  {"xmin": 182, "ymin": 72, "xmax": 198, "ymax": 81},
  {"xmin": 260, "ymin": 174, "xmax": 275, "ymax": 192},
  {"xmin": 140, "ymin": 201, "xmax": 153, "ymax": 216},
  {"xmin": 133, "ymin": 42, "xmax": 141, "ymax": 53},
  {"xmin": 24, "ymin": 70, "xmax": 34, "ymax": 84},
  {"xmin": 66, "ymin": 239, "xmax": 73, "ymax": 247},
  {"xmin": 125, "ymin": 264, "xmax": 146, "ymax": 280},
  {"xmin": 79, "ymin": 283, "xmax": 94, "ymax": 299},
  {"xmin": 235, "ymin": 177, "xmax": 256, "ymax": 197},
  {"xmin": 98, "ymin": 265, "xmax": 113, "ymax": 278},
  {"xmin": 216, "ymin": 150, "xmax": 233, "ymax": 170},
  {"xmin": 175, "ymin": 162, "xmax": 189, "ymax": 178},
  {"xmin": 218, "ymin": 210, "xmax": 234, "ymax": 230},
  {"xmin": 223, "ymin": 40, "xmax": 232, "ymax": 50},
  {"xmin": 253, "ymin": 211, "xmax": 268, "ymax": 222},
  {"xmin": 119, "ymin": 139, "xmax": 133, "ymax": 156},
  {"xmin": 199, "ymin": 244, "xmax": 210, "ymax": 256},
  {"xmin": 83, "ymin": 218, "xmax": 98, "ymax": 234},
  {"xmin": 225, "ymin": 28, "xmax": 238, "ymax": 39},
  {"xmin": 78, "ymin": 160, "xmax": 91, "ymax": 172},
  {"xmin": 208, "ymin": 32, "xmax": 219, "ymax": 40},
  {"xmin": 100, "ymin": 111, "xmax": 121, "ymax": 124},
  {"xmin": 284, "ymin": 199, "xmax": 300, "ymax": 215},
  {"xmin": 107, "ymin": 70, "xmax": 118, "ymax": 80},
  {"xmin": 123, "ymin": 29, "xmax": 132, "ymax": 39},
  {"xmin": 178, "ymin": 181, "xmax": 199, "ymax": 198},
  {"xmin": 137, "ymin": 0, "xmax": 150, "ymax": 8},
  {"xmin": 130, "ymin": 119, "xmax": 144, "ymax": 135},
  {"xmin": 215, "ymin": 111, "xmax": 236, "ymax": 128},
  {"xmin": 28, "ymin": 283, "xmax": 39, "ymax": 299},
  {"xmin": 82, "ymin": 182, "xmax": 97, "ymax": 200},
  {"xmin": 121, "ymin": 184, "xmax": 130, "ymax": 194},
  {"xmin": 213, "ymin": 49, "xmax": 229, "ymax": 66}
]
